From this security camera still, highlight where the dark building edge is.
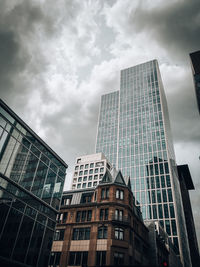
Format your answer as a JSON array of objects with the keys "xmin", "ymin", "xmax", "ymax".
[{"xmin": 177, "ymin": 164, "xmax": 200, "ymax": 267}]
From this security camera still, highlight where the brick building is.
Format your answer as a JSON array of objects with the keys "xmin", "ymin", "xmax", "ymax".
[{"xmin": 49, "ymin": 169, "xmax": 149, "ymax": 267}]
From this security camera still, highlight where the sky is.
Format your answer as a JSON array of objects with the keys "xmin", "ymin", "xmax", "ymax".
[{"xmin": 0, "ymin": 0, "xmax": 200, "ymax": 246}]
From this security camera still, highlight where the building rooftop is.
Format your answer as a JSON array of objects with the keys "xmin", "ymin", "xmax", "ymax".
[
  {"xmin": 177, "ymin": 164, "xmax": 195, "ymax": 190},
  {"xmin": 190, "ymin": 50, "xmax": 200, "ymax": 75}
]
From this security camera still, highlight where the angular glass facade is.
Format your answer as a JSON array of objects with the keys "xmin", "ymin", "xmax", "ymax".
[
  {"xmin": 96, "ymin": 60, "xmax": 191, "ymax": 267},
  {"xmin": 0, "ymin": 100, "xmax": 67, "ymax": 267}
]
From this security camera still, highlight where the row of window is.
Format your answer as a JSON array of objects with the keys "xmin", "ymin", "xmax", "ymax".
[
  {"xmin": 75, "ymin": 161, "xmax": 105, "ymax": 170},
  {"xmin": 74, "ymin": 167, "xmax": 104, "ymax": 177},
  {"xmin": 54, "ymin": 226, "xmax": 125, "ymax": 241},
  {"xmin": 73, "ymin": 173, "xmax": 104, "ymax": 183},
  {"xmin": 68, "ymin": 251, "xmax": 123, "ymax": 266},
  {"xmin": 50, "ymin": 249, "xmax": 126, "ymax": 266},
  {"xmin": 72, "ymin": 181, "xmax": 98, "ymax": 189},
  {"xmin": 56, "ymin": 207, "xmax": 126, "ymax": 224}
]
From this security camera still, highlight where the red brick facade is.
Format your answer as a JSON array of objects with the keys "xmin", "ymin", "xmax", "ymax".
[{"xmin": 50, "ymin": 181, "xmax": 149, "ymax": 267}]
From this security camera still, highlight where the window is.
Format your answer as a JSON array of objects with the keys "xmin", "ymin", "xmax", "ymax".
[
  {"xmin": 115, "ymin": 209, "xmax": 123, "ymax": 221},
  {"xmin": 84, "ymin": 170, "xmax": 88, "ymax": 175},
  {"xmin": 75, "ymin": 166, "xmax": 79, "ymax": 170},
  {"xmin": 98, "ymin": 226, "xmax": 107, "ymax": 239},
  {"xmin": 62, "ymin": 195, "xmax": 72, "ymax": 206},
  {"xmin": 95, "ymin": 168, "xmax": 99, "ymax": 173},
  {"xmin": 116, "ymin": 189, "xmax": 124, "ymax": 200},
  {"xmin": 85, "ymin": 164, "xmax": 89, "ymax": 169},
  {"xmin": 94, "ymin": 174, "xmax": 98, "ymax": 180},
  {"xmin": 114, "ymin": 252, "xmax": 124, "ymax": 266},
  {"xmin": 80, "ymin": 165, "xmax": 84, "ymax": 170},
  {"xmin": 78, "ymin": 177, "xmax": 82, "ymax": 182},
  {"xmin": 89, "ymin": 169, "xmax": 93, "ymax": 174},
  {"xmin": 87, "ymin": 210, "xmax": 92, "ymax": 221},
  {"xmin": 101, "ymin": 188, "xmax": 109, "ymax": 199},
  {"xmin": 72, "ymin": 228, "xmax": 90, "ymax": 240},
  {"xmin": 90, "ymin": 163, "xmax": 94, "ymax": 168},
  {"xmin": 49, "ymin": 252, "xmax": 61, "ymax": 267},
  {"xmin": 89, "ymin": 175, "xmax": 92, "ymax": 180},
  {"xmin": 74, "ymin": 171, "xmax": 78, "ymax": 176},
  {"xmin": 100, "ymin": 167, "xmax": 104, "ymax": 173},
  {"xmin": 54, "ymin": 229, "xmax": 65, "ymax": 241},
  {"xmin": 96, "ymin": 161, "xmax": 104, "ymax": 167},
  {"xmin": 96, "ymin": 251, "xmax": 106, "ymax": 266},
  {"xmin": 79, "ymin": 171, "xmax": 83, "ymax": 175},
  {"xmin": 93, "ymin": 181, "xmax": 97, "ymax": 186},
  {"xmin": 76, "ymin": 210, "xmax": 92, "ymax": 222},
  {"xmin": 81, "ymin": 193, "xmax": 92, "ymax": 203},
  {"xmin": 63, "ymin": 212, "xmax": 68, "ymax": 222},
  {"xmin": 77, "ymin": 183, "xmax": 81, "ymax": 188},
  {"xmin": 115, "ymin": 228, "xmax": 124, "ymax": 240},
  {"xmin": 56, "ymin": 213, "xmax": 63, "ymax": 223},
  {"xmin": 77, "ymin": 158, "xmax": 81, "ymax": 163},
  {"xmin": 83, "ymin": 176, "xmax": 87, "ymax": 181},
  {"xmin": 69, "ymin": 252, "xmax": 88, "ymax": 266},
  {"xmin": 82, "ymin": 183, "xmax": 86, "ymax": 188},
  {"xmin": 100, "ymin": 208, "xmax": 109, "ymax": 220},
  {"xmin": 88, "ymin": 182, "xmax": 92, "ymax": 187}
]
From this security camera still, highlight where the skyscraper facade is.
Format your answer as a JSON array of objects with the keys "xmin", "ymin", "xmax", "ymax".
[
  {"xmin": 0, "ymin": 100, "xmax": 68, "ymax": 267},
  {"xmin": 96, "ymin": 60, "xmax": 191, "ymax": 266},
  {"xmin": 96, "ymin": 91, "xmax": 119, "ymax": 168}
]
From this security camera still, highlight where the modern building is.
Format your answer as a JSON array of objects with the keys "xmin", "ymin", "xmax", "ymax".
[
  {"xmin": 71, "ymin": 153, "xmax": 112, "ymax": 190},
  {"xmin": 0, "ymin": 99, "xmax": 68, "ymax": 267},
  {"xmin": 177, "ymin": 165, "xmax": 200, "ymax": 267},
  {"xmin": 190, "ymin": 50, "xmax": 200, "ymax": 113},
  {"xmin": 145, "ymin": 221, "xmax": 182, "ymax": 267},
  {"xmin": 96, "ymin": 60, "xmax": 191, "ymax": 266},
  {"xmin": 50, "ymin": 168, "xmax": 149, "ymax": 267}
]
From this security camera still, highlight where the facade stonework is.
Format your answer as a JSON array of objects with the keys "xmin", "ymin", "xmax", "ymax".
[{"xmin": 50, "ymin": 170, "xmax": 149, "ymax": 267}]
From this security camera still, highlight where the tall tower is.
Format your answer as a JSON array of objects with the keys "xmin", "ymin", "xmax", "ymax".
[{"xmin": 96, "ymin": 60, "xmax": 191, "ymax": 266}]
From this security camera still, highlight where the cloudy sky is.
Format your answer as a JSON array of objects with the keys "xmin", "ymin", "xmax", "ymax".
[{"xmin": 0, "ymin": 0, "xmax": 199, "ymax": 245}]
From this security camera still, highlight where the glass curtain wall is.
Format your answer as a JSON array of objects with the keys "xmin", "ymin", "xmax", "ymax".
[{"xmin": 95, "ymin": 60, "xmax": 191, "ymax": 267}]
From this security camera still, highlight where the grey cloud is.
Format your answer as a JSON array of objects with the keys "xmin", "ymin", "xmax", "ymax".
[
  {"xmin": 0, "ymin": 30, "xmax": 29, "ymax": 105},
  {"xmin": 165, "ymin": 71, "xmax": 200, "ymax": 144},
  {"xmin": 129, "ymin": 0, "xmax": 200, "ymax": 62},
  {"xmin": 0, "ymin": 1, "xmax": 44, "ymax": 106}
]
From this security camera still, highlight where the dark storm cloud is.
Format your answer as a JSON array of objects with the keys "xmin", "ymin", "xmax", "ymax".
[
  {"xmin": 0, "ymin": 1, "xmax": 44, "ymax": 105},
  {"xmin": 129, "ymin": 0, "xmax": 200, "ymax": 61},
  {"xmin": 0, "ymin": 0, "xmax": 82, "ymax": 106}
]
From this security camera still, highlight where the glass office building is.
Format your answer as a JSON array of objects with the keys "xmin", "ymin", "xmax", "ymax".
[
  {"xmin": 96, "ymin": 60, "xmax": 191, "ymax": 266},
  {"xmin": 0, "ymin": 100, "xmax": 68, "ymax": 267}
]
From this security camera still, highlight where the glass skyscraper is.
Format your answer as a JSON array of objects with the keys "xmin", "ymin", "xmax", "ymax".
[
  {"xmin": 0, "ymin": 100, "xmax": 68, "ymax": 267},
  {"xmin": 96, "ymin": 60, "xmax": 191, "ymax": 266}
]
